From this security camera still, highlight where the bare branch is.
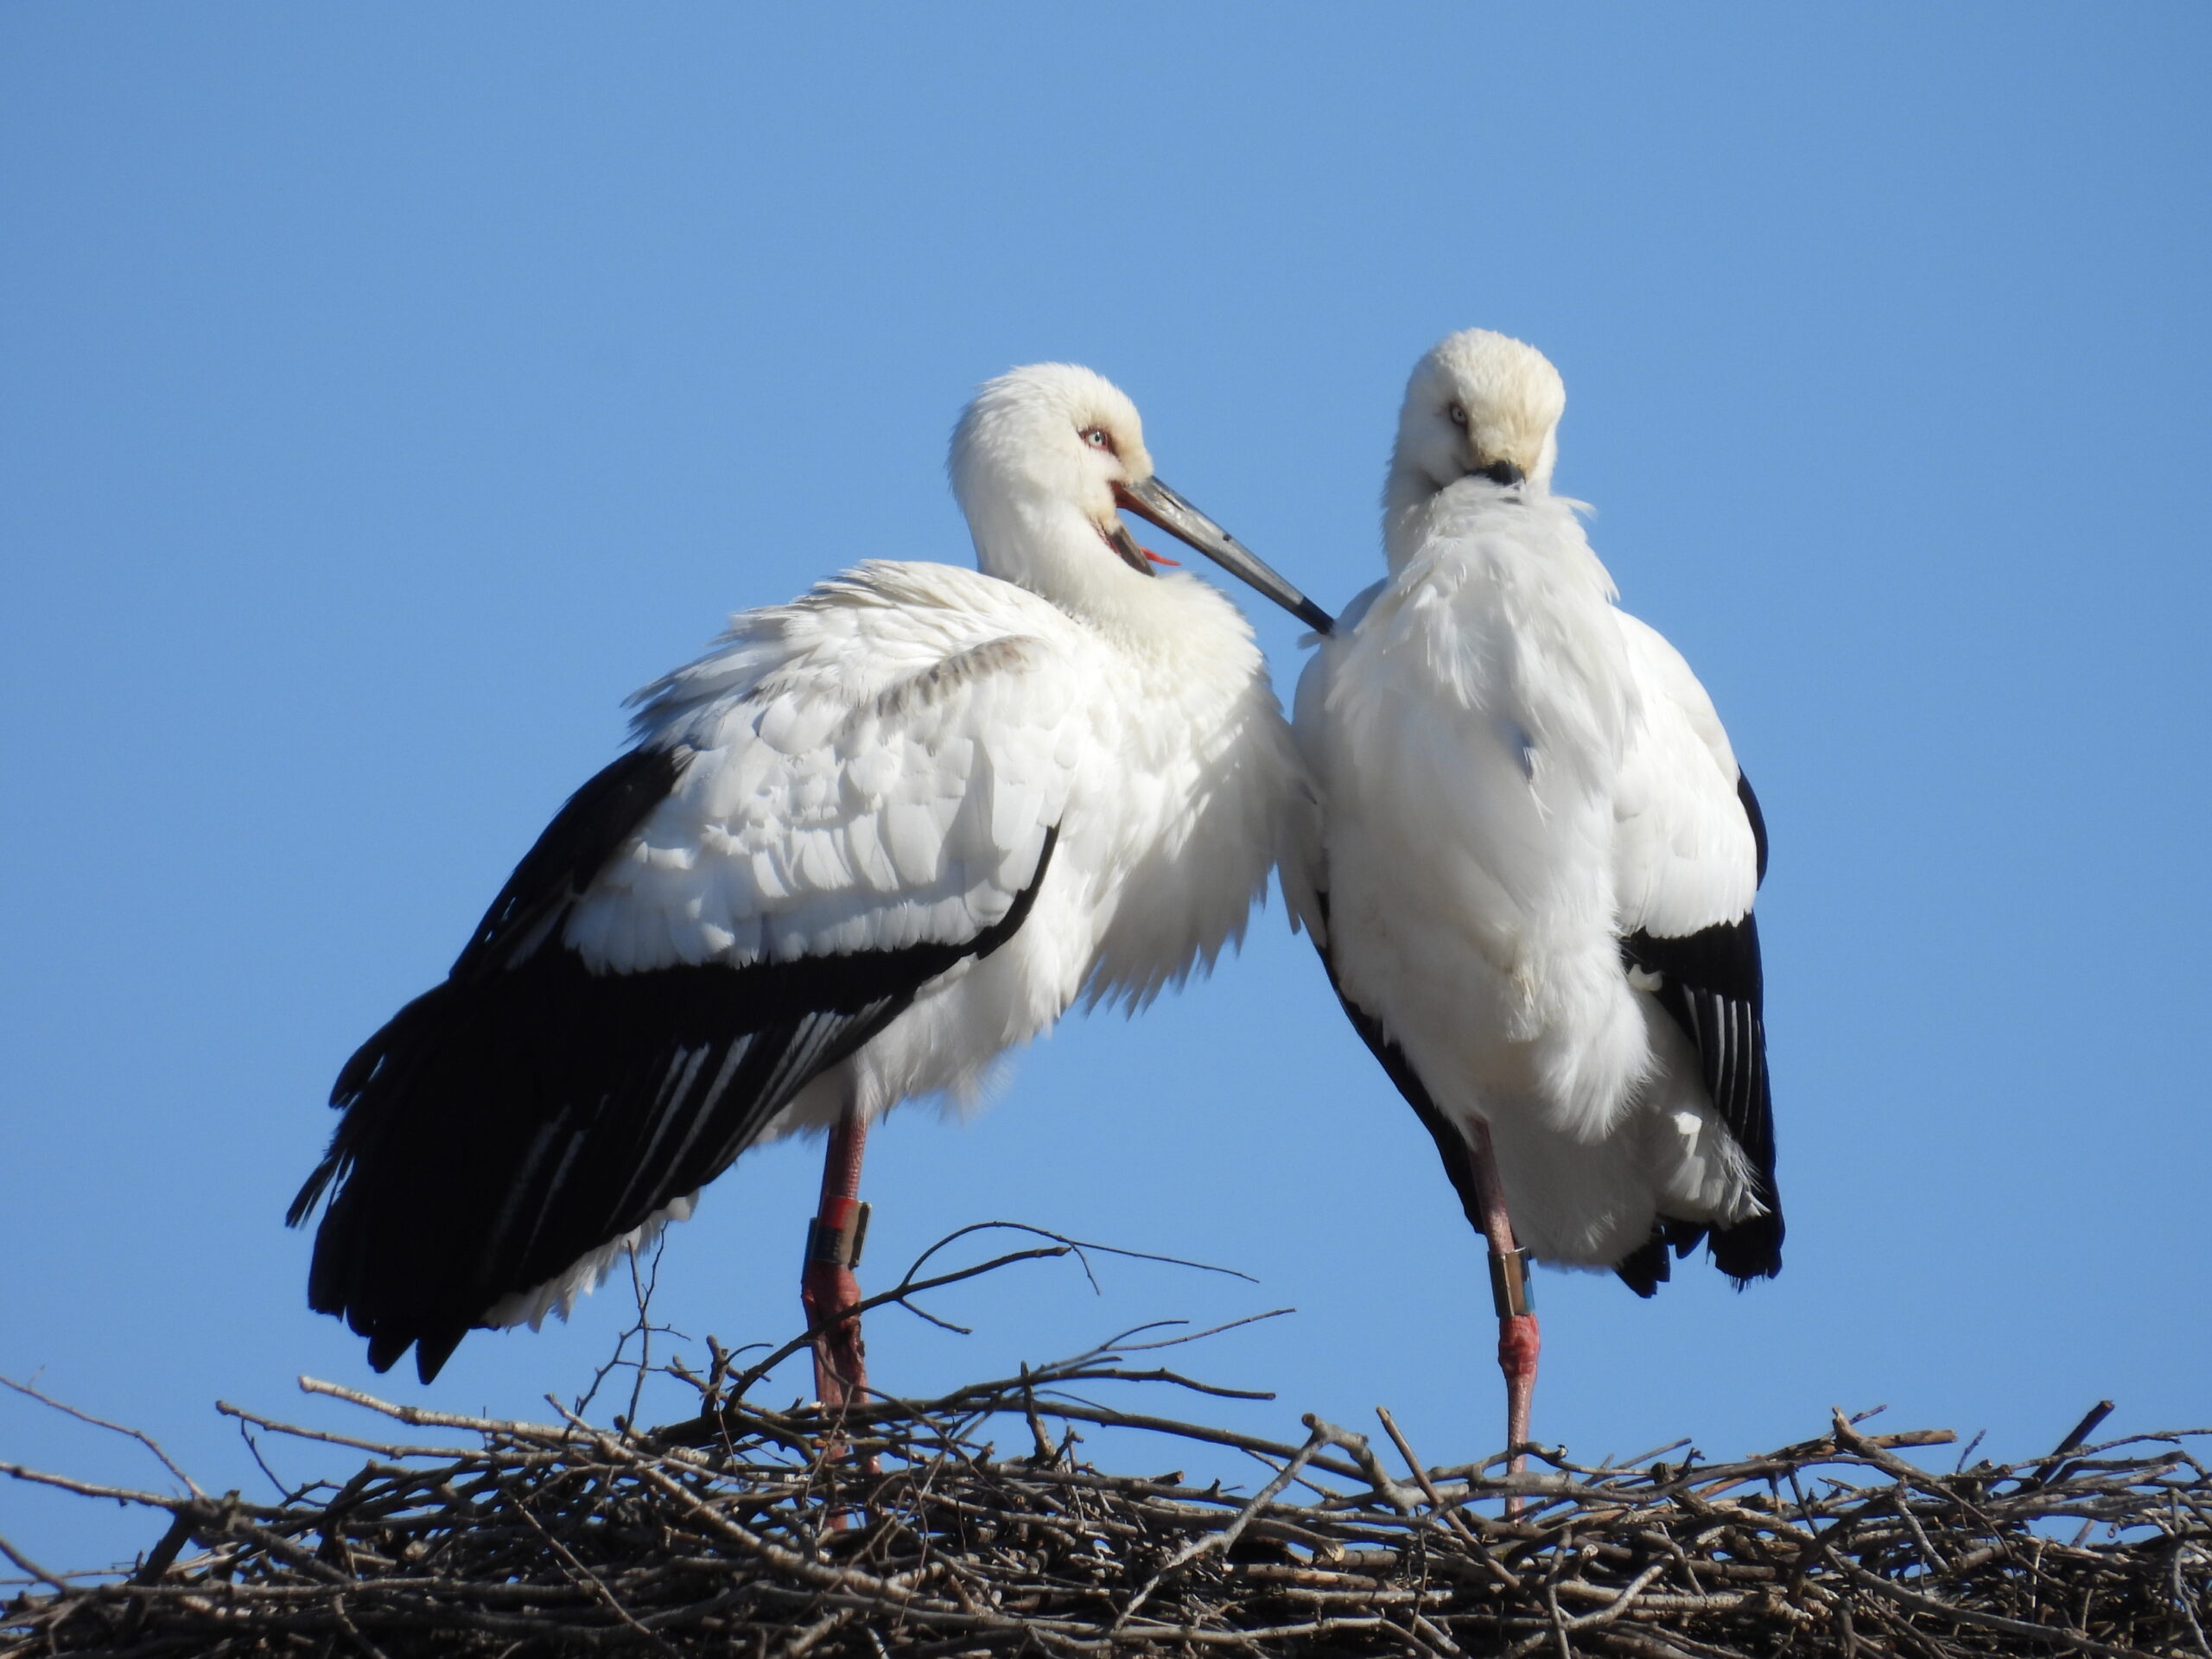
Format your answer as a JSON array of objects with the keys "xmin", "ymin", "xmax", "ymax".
[{"xmin": 0, "ymin": 1373, "xmax": 204, "ymax": 1497}]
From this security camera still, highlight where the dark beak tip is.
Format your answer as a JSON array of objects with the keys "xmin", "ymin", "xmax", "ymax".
[{"xmin": 1119, "ymin": 473, "xmax": 1334, "ymax": 634}]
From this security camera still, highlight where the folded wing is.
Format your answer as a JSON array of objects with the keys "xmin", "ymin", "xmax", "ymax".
[
  {"xmin": 290, "ymin": 564, "xmax": 1082, "ymax": 1380},
  {"xmin": 1611, "ymin": 610, "xmax": 1781, "ymax": 1287}
]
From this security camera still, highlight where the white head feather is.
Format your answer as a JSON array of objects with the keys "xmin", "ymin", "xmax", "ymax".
[
  {"xmin": 949, "ymin": 363, "xmax": 1161, "ymax": 620},
  {"xmin": 1384, "ymin": 329, "xmax": 1567, "ymax": 569}
]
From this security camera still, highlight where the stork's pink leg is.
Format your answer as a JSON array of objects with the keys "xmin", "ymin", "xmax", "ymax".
[
  {"xmin": 1466, "ymin": 1117, "xmax": 1539, "ymax": 1515},
  {"xmin": 800, "ymin": 1109, "xmax": 872, "ymax": 1411}
]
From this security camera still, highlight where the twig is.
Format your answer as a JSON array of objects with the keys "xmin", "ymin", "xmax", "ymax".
[
  {"xmin": 0, "ymin": 1374, "xmax": 205, "ymax": 1497},
  {"xmin": 1116, "ymin": 1419, "xmax": 1332, "ymax": 1625},
  {"xmin": 2028, "ymin": 1401, "xmax": 2120, "ymax": 1489},
  {"xmin": 0, "ymin": 1533, "xmax": 71, "ymax": 1597}
]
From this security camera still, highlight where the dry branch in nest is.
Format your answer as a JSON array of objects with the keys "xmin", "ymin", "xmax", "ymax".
[{"xmin": 3, "ymin": 1236, "xmax": 2208, "ymax": 1657}]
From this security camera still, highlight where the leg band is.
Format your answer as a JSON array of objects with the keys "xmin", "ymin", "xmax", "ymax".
[
  {"xmin": 1489, "ymin": 1247, "xmax": 1536, "ymax": 1318},
  {"xmin": 805, "ymin": 1198, "xmax": 872, "ymax": 1269}
]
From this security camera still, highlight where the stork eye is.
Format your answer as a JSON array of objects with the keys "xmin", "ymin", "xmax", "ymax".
[
  {"xmin": 1447, "ymin": 404, "xmax": 1468, "ymax": 428},
  {"xmin": 1081, "ymin": 425, "xmax": 1116, "ymax": 454}
]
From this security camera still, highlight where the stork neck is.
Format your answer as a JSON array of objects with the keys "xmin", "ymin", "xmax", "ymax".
[
  {"xmin": 1383, "ymin": 466, "xmax": 1545, "ymax": 575},
  {"xmin": 969, "ymin": 494, "xmax": 1197, "ymax": 641},
  {"xmin": 1383, "ymin": 467, "xmax": 1460, "ymax": 574}
]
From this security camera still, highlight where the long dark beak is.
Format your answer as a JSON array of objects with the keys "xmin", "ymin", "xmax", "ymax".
[{"xmin": 1115, "ymin": 477, "xmax": 1334, "ymax": 634}]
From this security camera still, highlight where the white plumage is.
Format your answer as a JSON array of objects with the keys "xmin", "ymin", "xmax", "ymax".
[
  {"xmin": 293, "ymin": 362, "xmax": 1330, "ymax": 1382},
  {"xmin": 580, "ymin": 556, "xmax": 1287, "ymax": 1063},
  {"xmin": 1292, "ymin": 327, "xmax": 1780, "ymax": 1299}
]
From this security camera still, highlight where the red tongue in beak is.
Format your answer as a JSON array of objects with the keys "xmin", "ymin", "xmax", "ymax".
[{"xmin": 1142, "ymin": 548, "xmax": 1179, "ymax": 566}]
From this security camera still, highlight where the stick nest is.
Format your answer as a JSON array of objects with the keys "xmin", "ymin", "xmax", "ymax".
[{"xmin": 5, "ymin": 1348, "xmax": 2208, "ymax": 1659}]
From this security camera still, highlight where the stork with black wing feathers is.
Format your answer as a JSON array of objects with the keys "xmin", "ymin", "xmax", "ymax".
[
  {"xmin": 1290, "ymin": 329, "xmax": 1781, "ymax": 1482},
  {"xmin": 291, "ymin": 362, "xmax": 1331, "ymax": 1395}
]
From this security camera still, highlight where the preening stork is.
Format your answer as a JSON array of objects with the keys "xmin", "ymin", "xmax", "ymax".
[
  {"xmin": 1290, "ymin": 329, "xmax": 1780, "ymax": 1477},
  {"xmin": 290, "ymin": 362, "xmax": 1332, "ymax": 1395}
]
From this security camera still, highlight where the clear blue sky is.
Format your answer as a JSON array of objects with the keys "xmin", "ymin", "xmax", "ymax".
[{"xmin": 5, "ymin": 4, "xmax": 2208, "ymax": 1573}]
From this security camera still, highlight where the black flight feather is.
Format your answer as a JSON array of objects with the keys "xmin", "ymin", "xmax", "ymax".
[
  {"xmin": 1617, "ymin": 767, "xmax": 1783, "ymax": 1286},
  {"xmin": 292, "ymin": 741, "xmax": 1060, "ymax": 1382}
]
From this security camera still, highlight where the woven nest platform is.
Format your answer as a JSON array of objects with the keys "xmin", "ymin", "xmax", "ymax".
[
  {"xmin": 4, "ymin": 1236, "xmax": 2209, "ymax": 1658},
  {"xmin": 5, "ymin": 1336, "xmax": 2209, "ymax": 1659}
]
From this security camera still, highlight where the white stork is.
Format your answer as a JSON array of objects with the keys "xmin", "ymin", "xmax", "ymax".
[
  {"xmin": 1290, "ymin": 329, "xmax": 1780, "ymax": 1475},
  {"xmin": 291, "ymin": 363, "xmax": 1332, "ymax": 1394}
]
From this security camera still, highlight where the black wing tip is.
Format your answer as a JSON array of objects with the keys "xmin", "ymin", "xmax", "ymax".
[
  {"xmin": 1614, "ymin": 1214, "xmax": 1781, "ymax": 1296},
  {"xmin": 1710, "ymin": 1209, "xmax": 1784, "ymax": 1285},
  {"xmin": 286, "ymin": 1157, "xmax": 340, "ymax": 1229},
  {"xmin": 1613, "ymin": 1233, "xmax": 1669, "ymax": 1298},
  {"xmin": 360, "ymin": 1320, "xmax": 469, "ymax": 1382},
  {"xmin": 330, "ymin": 1032, "xmax": 387, "ymax": 1108},
  {"xmin": 300, "ymin": 741, "xmax": 693, "ymax": 1393},
  {"xmin": 314, "ymin": 1189, "xmax": 480, "ymax": 1382},
  {"xmin": 298, "ymin": 805, "xmax": 1065, "ymax": 1402},
  {"xmin": 414, "ymin": 1326, "xmax": 468, "ymax": 1382}
]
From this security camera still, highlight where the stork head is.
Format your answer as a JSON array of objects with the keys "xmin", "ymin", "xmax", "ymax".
[
  {"xmin": 1385, "ymin": 330, "xmax": 1566, "ymax": 550},
  {"xmin": 951, "ymin": 363, "xmax": 1331, "ymax": 633}
]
